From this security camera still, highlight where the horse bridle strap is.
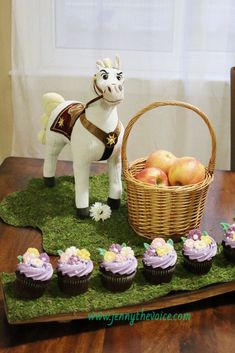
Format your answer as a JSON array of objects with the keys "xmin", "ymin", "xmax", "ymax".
[
  {"xmin": 80, "ymin": 113, "xmax": 121, "ymax": 150},
  {"xmin": 68, "ymin": 95, "xmax": 103, "ymax": 122},
  {"xmin": 86, "ymin": 94, "xmax": 103, "ymax": 108}
]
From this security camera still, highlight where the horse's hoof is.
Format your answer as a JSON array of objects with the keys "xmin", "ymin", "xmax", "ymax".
[
  {"xmin": 76, "ymin": 207, "xmax": 90, "ymax": 219},
  {"xmin": 44, "ymin": 177, "xmax": 55, "ymax": 187},
  {"xmin": 107, "ymin": 197, "xmax": 120, "ymax": 210}
]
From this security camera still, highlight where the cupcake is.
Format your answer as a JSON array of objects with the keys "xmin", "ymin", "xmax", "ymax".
[
  {"xmin": 220, "ymin": 223, "xmax": 235, "ymax": 262},
  {"xmin": 15, "ymin": 248, "xmax": 53, "ymax": 299},
  {"xmin": 182, "ymin": 229, "xmax": 217, "ymax": 274},
  {"xmin": 57, "ymin": 246, "xmax": 93, "ymax": 295},
  {"xmin": 142, "ymin": 238, "xmax": 177, "ymax": 284},
  {"xmin": 98, "ymin": 243, "xmax": 138, "ymax": 292}
]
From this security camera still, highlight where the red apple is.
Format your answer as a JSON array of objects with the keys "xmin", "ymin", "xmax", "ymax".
[
  {"xmin": 168, "ymin": 157, "xmax": 205, "ymax": 186},
  {"xmin": 145, "ymin": 150, "xmax": 177, "ymax": 174},
  {"xmin": 135, "ymin": 167, "xmax": 169, "ymax": 186}
]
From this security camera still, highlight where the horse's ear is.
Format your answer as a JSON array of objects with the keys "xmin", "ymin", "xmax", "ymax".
[
  {"xmin": 96, "ymin": 60, "xmax": 105, "ymax": 71},
  {"xmin": 114, "ymin": 55, "xmax": 121, "ymax": 70}
]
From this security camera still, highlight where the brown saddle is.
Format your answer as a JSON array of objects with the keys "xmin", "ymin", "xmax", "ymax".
[{"xmin": 50, "ymin": 103, "xmax": 85, "ymax": 140}]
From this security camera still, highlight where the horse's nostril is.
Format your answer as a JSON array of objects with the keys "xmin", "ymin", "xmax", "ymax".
[
  {"xmin": 108, "ymin": 86, "xmax": 111, "ymax": 93},
  {"xmin": 118, "ymin": 85, "xmax": 122, "ymax": 91}
]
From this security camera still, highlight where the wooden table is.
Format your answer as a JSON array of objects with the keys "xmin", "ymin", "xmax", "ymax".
[{"xmin": 0, "ymin": 157, "xmax": 234, "ymax": 353}]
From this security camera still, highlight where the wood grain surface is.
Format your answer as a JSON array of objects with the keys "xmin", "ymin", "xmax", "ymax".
[{"xmin": 0, "ymin": 157, "xmax": 234, "ymax": 353}]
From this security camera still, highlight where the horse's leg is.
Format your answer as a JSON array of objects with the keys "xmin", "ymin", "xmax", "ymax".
[
  {"xmin": 73, "ymin": 161, "xmax": 90, "ymax": 218},
  {"xmin": 43, "ymin": 134, "xmax": 65, "ymax": 187},
  {"xmin": 107, "ymin": 153, "xmax": 122, "ymax": 209}
]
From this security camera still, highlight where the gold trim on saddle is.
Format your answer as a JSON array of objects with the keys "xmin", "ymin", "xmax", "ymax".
[{"xmin": 50, "ymin": 103, "xmax": 85, "ymax": 140}]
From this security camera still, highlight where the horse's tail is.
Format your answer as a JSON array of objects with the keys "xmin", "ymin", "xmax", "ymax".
[{"xmin": 38, "ymin": 92, "xmax": 65, "ymax": 144}]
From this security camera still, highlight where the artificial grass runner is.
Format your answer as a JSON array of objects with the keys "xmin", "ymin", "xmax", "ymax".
[
  {"xmin": 1, "ymin": 250, "xmax": 235, "ymax": 323},
  {"xmin": 0, "ymin": 174, "xmax": 144, "ymax": 259},
  {"xmin": 0, "ymin": 174, "xmax": 235, "ymax": 322}
]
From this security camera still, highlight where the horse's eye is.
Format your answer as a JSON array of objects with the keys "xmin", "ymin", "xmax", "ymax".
[
  {"xmin": 116, "ymin": 74, "xmax": 122, "ymax": 81},
  {"xmin": 102, "ymin": 74, "xmax": 109, "ymax": 80}
]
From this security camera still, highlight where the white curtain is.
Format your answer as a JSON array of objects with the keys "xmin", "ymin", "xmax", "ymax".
[{"xmin": 11, "ymin": 0, "xmax": 235, "ymax": 169}]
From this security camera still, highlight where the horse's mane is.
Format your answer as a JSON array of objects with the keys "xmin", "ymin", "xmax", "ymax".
[{"xmin": 96, "ymin": 56, "xmax": 121, "ymax": 70}]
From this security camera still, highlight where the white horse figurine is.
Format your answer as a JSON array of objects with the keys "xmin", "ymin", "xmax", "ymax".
[{"xmin": 38, "ymin": 56, "xmax": 124, "ymax": 218}]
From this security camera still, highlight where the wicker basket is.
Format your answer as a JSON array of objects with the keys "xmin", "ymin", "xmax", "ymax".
[{"xmin": 121, "ymin": 101, "xmax": 216, "ymax": 241}]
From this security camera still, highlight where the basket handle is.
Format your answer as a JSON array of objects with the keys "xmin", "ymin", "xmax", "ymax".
[{"xmin": 121, "ymin": 100, "xmax": 216, "ymax": 175}]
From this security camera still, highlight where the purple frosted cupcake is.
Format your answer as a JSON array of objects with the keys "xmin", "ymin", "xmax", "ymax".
[
  {"xmin": 57, "ymin": 246, "xmax": 93, "ymax": 296},
  {"xmin": 182, "ymin": 229, "xmax": 217, "ymax": 274},
  {"xmin": 220, "ymin": 223, "xmax": 235, "ymax": 262},
  {"xmin": 142, "ymin": 238, "xmax": 177, "ymax": 284},
  {"xmin": 98, "ymin": 243, "xmax": 138, "ymax": 292},
  {"xmin": 15, "ymin": 248, "xmax": 53, "ymax": 299}
]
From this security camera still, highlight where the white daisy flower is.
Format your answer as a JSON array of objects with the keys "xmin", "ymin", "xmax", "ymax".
[{"xmin": 89, "ymin": 202, "xmax": 112, "ymax": 221}]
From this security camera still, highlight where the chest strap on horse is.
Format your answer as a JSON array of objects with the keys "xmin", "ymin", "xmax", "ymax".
[
  {"xmin": 79, "ymin": 113, "xmax": 121, "ymax": 161},
  {"xmin": 70, "ymin": 94, "xmax": 121, "ymax": 161}
]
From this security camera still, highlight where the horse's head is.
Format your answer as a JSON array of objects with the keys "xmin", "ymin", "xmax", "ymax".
[{"xmin": 94, "ymin": 56, "xmax": 124, "ymax": 105}]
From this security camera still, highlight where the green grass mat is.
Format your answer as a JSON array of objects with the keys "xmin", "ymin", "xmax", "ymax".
[
  {"xmin": 1, "ymin": 174, "xmax": 235, "ymax": 323},
  {"xmin": 1, "ymin": 249, "xmax": 235, "ymax": 323},
  {"xmin": 0, "ymin": 175, "xmax": 145, "ymax": 259}
]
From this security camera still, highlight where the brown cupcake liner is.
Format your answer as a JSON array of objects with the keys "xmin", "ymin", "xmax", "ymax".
[
  {"xmin": 183, "ymin": 255, "xmax": 212, "ymax": 275},
  {"xmin": 57, "ymin": 271, "xmax": 91, "ymax": 296},
  {"xmin": 222, "ymin": 241, "xmax": 235, "ymax": 263},
  {"xmin": 142, "ymin": 263, "xmax": 176, "ymax": 284},
  {"xmin": 15, "ymin": 271, "xmax": 50, "ymax": 299},
  {"xmin": 99, "ymin": 267, "xmax": 136, "ymax": 292}
]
